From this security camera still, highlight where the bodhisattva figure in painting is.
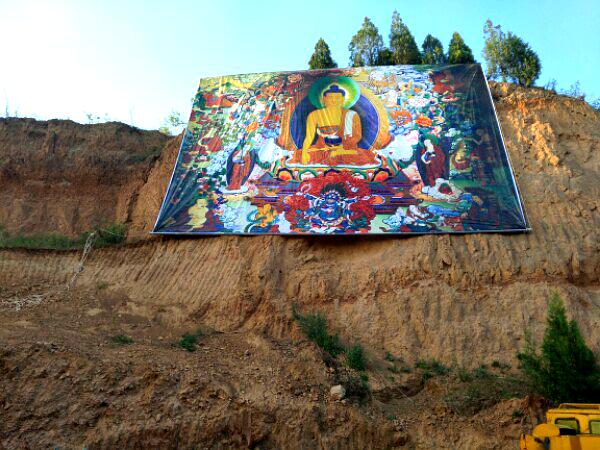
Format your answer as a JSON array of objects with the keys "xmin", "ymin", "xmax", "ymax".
[{"xmin": 296, "ymin": 85, "xmax": 378, "ymax": 166}]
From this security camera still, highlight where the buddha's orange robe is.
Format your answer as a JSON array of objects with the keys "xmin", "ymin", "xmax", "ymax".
[{"xmin": 290, "ymin": 110, "xmax": 378, "ymax": 166}]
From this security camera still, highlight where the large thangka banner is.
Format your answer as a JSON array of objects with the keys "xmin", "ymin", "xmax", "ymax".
[{"xmin": 153, "ymin": 65, "xmax": 528, "ymax": 235}]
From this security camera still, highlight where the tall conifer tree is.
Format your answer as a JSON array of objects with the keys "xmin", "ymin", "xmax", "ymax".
[
  {"xmin": 309, "ymin": 38, "xmax": 337, "ymax": 70},
  {"xmin": 483, "ymin": 20, "xmax": 541, "ymax": 87},
  {"xmin": 421, "ymin": 34, "xmax": 446, "ymax": 65},
  {"xmin": 389, "ymin": 11, "xmax": 422, "ymax": 64},
  {"xmin": 504, "ymin": 33, "xmax": 541, "ymax": 87},
  {"xmin": 447, "ymin": 32, "xmax": 475, "ymax": 64},
  {"xmin": 483, "ymin": 20, "xmax": 507, "ymax": 79},
  {"xmin": 348, "ymin": 17, "xmax": 385, "ymax": 67},
  {"xmin": 518, "ymin": 294, "xmax": 600, "ymax": 403}
]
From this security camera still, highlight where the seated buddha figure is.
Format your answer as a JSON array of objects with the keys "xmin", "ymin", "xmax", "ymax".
[{"xmin": 292, "ymin": 85, "xmax": 378, "ymax": 166}]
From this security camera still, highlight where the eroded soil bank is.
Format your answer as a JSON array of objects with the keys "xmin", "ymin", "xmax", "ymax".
[{"xmin": 0, "ymin": 84, "xmax": 598, "ymax": 448}]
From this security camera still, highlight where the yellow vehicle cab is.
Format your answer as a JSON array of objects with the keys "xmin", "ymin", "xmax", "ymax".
[{"xmin": 520, "ymin": 403, "xmax": 600, "ymax": 449}]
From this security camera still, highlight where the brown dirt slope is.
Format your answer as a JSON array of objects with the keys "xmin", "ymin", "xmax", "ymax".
[
  {"xmin": 1, "ymin": 84, "xmax": 598, "ymax": 362},
  {"xmin": 0, "ymin": 118, "xmax": 168, "ymax": 236},
  {"xmin": 0, "ymin": 83, "xmax": 599, "ymax": 449}
]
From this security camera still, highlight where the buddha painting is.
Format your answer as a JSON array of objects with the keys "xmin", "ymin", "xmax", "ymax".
[
  {"xmin": 277, "ymin": 76, "xmax": 391, "ymax": 169},
  {"xmin": 295, "ymin": 84, "xmax": 377, "ymax": 166}
]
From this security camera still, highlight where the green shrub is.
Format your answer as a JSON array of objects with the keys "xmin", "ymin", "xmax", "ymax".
[
  {"xmin": 389, "ymin": 364, "xmax": 412, "ymax": 374},
  {"xmin": 457, "ymin": 364, "xmax": 495, "ymax": 383},
  {"xmin": 346, "ymin": 344, "xmax": 366, "ymax": 371},
  {"xmin": 416, "ymin": 358, "xmax": 449, "ymax": 384},
  {"xmin": 178, "ymin": 329, "xmax": 203, "ymax": 352},
  {"xmin": 111, "ymin": 334, "xmax": 133, "ymax": 345},
  {"xmin": 292, "ymin": 306, "xmax": 343, "ymax": 356},
  {"xmin": 344, "ymin": 372, "xmax": 370, "ymax": 399},
  {"xmin": 385, "ymin": 351, "xmax": 395, "ymax": 362},
  {"xmin": 94, "ymin": 223, "xmax": 127, "ymax": 246},
  {"xmin": 457, "ymin": 367, "xmax": 473, "ymax": 382},
  {"xmin": 415, "ymin": 359, "xmax": 427, "ymax": 369},
  {"xmin": 517, "ymin": 293, "xmax": 600, "ymax": 404},
  {"xmin": 0, "ymin": 232, "xmax": 85, "ymax": 250},
  {"xmin": 415, "ymin": 359, "xmax": 449, "ymax": 375},
  {"xmin": 96, "ymin": 281, "xmax": 109, "ymax": 290},
  {"xmin": 421, "ymin": 371, "xmax": 433, "ymax": 383},
  {"xmin": 490, "ymin": 360, "xmax": 512, "ymax": 371},
  {"xmin": 473, "ymin": 364, "xmax": 490, "ymax": 379},
  {"xmin": 444, "ymin": 372, "xmax": 525, "ymax": 416},
  {"xmin": 0, "ymin": 223, "xmax": 127, "ymax": 250},
  {"xmin": 432, "ymin": 360, "xmax": 450, "ymax": 375}
]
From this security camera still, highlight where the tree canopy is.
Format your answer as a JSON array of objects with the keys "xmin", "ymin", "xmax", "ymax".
[
  {"xmin": 389, "ymin": 10, "xmax": 422, "ymax": 64},
  {"xmin": 503, "ymin": 33, "xmax": 541, "ymax": 87},
  {"xmin": 483, "ymin": 20, "xmax": 507, "ymax": 79},
  {"xmin": 422, "ymin": 34, "xmax": 446, "ymax": 65},
  {"xmin": 483, "ymin": 20, "xmax": 541, "ymax": 87},
  {"xmin": 348, "ymin": 17, "xmax": 385, "ymax": 67},
  {"xmin": 447, "ymin": 32, "xmax": 475, "ymax": 64},
  {"xmin": 309, "ymin": 38, "xmax": 337, "ymax": 70}
]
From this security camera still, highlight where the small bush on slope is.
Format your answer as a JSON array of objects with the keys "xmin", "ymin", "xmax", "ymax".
[
  {"xmin": 292, "ymin": 305, "xmax": 343, "ymax": 356},
  {"xmin": 517, "ymin": 293, "xmax": 600, "ymax": 404}
]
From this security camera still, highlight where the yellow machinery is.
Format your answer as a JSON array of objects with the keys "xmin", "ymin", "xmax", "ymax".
[{"xmin": 520, "ymin": 403, "xmax": 600, "ymax": 449}]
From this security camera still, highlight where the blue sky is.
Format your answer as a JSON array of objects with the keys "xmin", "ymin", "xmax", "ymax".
[{"xmin": 1, "ymin": 0, "xmax": 598, "ymax": 130}]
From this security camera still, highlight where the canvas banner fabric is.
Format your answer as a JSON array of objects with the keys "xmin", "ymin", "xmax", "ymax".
[{"xmin": 153, "ymin": 65, "xmax": 528, "ymax": 235}]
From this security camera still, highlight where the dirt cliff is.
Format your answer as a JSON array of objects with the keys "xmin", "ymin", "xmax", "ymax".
[
  {"xmin": 0, "ymin": 84, "xmax": 598, "ymax": 449},
  {"xmin": 0, "ymin": 118, "xmax": 168, "ymax": 236}
]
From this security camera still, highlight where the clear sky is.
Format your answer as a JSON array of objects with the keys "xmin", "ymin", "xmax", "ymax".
[{"xmin": 1, "ymin": 0, "xmax": 598, "ymax": 130}]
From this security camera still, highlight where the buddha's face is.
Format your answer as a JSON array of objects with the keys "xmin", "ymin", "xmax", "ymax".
[{"xmin": 323, "ymin": 92, "xmax": 344, "ymax": 108}]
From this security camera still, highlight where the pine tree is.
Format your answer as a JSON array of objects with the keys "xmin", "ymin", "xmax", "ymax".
[
  {"xmin": 504, "ymin": 33, "xmax": 541, "ymax": 87},
  {"xmin": 421, "ymin": 34, "xmax": 446, "ymax": 65},
  {"xmin": 483, "ymin": 19, "xmax": 507, "ymax": 80},
  {"xmin": 389, "ymin": 11, "xmax": 422, "ymax": 64},
  {"xmin": 447, "ymin": 32, "xmax": 475, "ymax": 64},
  {"xmin": 482, "ymin": 20, "xmax": 541, "ymax": 87},
  {"xmin": 308, "ymin": 38, "xmax": 337, "ymax": 70},
  {"xmin": 348, "ymin": 17, "xmax": 385, "ymax": 67},
  {"xmin": 517, "ymin": 293, "xmax": 600, "ymax": 404}
]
